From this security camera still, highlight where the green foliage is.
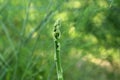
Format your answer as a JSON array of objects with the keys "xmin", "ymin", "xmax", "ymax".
[{"xmin": 0, "ymin": 0, "xmax": 120, "ymax": 80}]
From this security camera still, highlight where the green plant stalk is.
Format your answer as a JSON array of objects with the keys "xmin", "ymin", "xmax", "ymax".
[{"xmin": 53, "ymin": 20, "xmax": 64, "ymax": 80}]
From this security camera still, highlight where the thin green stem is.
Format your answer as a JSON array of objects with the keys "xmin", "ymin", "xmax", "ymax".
[{"xmin": 53, "ymin": 20, "xmax": 63, "ymax": 80}]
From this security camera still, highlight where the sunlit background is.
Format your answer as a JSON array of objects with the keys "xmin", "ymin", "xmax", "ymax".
[{"xmin": 0, "ymin": 0, "xmax": 120, "ymax": 80}]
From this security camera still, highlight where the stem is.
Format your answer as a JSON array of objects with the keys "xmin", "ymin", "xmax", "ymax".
[{"xmin": 53, "ymin": 20, "xmax": 64, "ymax": 80}]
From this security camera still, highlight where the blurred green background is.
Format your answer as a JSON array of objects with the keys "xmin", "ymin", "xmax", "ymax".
[{"xmin": 0, "ymin": 0, "xmax": 120, "ymax": 80}]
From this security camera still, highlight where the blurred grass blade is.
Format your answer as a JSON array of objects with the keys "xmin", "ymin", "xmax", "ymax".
[{"xmin": 0, "ymin": 21, "xmax": 16, "ymax": 52}]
